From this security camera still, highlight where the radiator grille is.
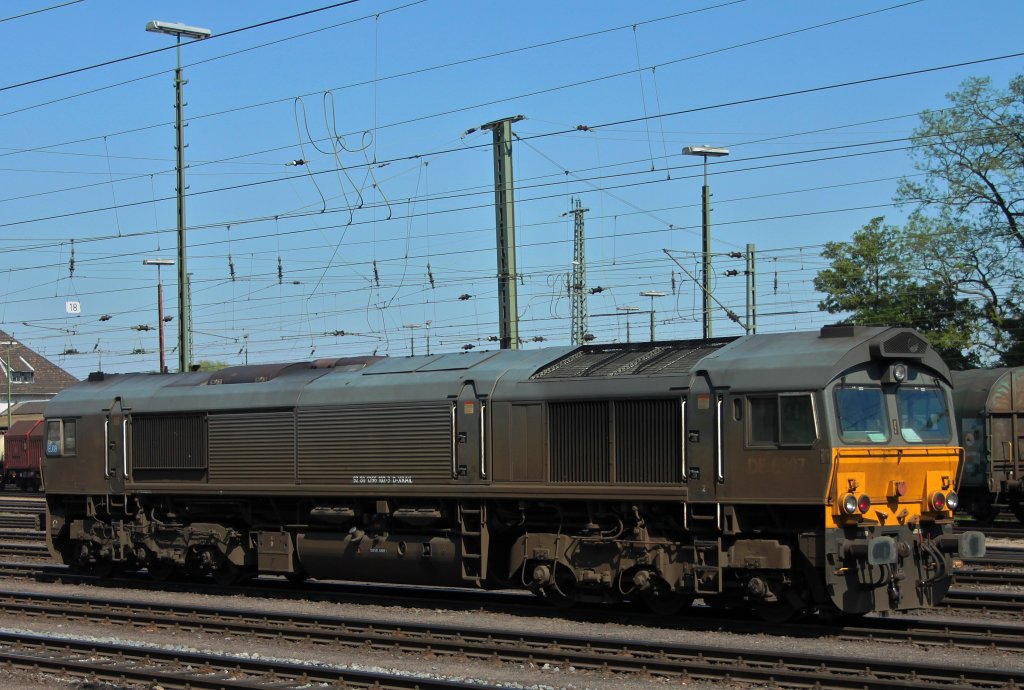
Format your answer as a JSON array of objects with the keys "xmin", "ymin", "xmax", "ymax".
[
  {"xmin": 297, "ymin": 403, "xmax": 452, "ymax": 483},
  {"xmin": 532, "ymin": 340, "xmax": 733, "ymax": 379},
  {"xmin": 882, "ymin": 332, "xmax": 927, "ymax": 355},
  {"xmin": 208, "ymin": 411, "xmax": 295, "ymax": 483},
  {"xmin": 616, "ymin": 400, "xmax": 681, "ymax": 483},
  {"xmin": 549, "ymin": 402, "xmax": 609, "ymax": 483},
  {"xmin": 131, "ymin": 414, "xmax": 207, "ymax": 470}
]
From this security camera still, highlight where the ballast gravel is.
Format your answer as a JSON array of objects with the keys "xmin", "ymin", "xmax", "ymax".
[{"xmin": 0, "ymin": 569, "xmax": 1021, "ymax": 690}]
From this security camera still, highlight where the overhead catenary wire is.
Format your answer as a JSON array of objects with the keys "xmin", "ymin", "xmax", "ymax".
[
  {"xmin": 0, "ymin": 0, "xmax": 944, "ymax": 164},
  {"xmin": 0, "ymin": 1, "xmax": 364, "ymax": 94},
  {"xmin": 0, "ymin": 118, "xmax": 998, "ymax": 243},
  {"xmin": 5, "ymin": 6, "xmax": 1017, "ymax": 369}
]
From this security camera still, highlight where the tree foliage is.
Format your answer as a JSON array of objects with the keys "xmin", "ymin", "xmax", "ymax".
[
  {"xmin": 895, "ymin": 74, "xmax": 1024, "ymax": 364},
  {"xmin": 816, "ymin": 74, "xmax": 1024, "ymax": 366},
  {"xmin": 814, "ymin": 217, "xmax": 980, "ymax": 368},
  {"xmin": 194, "ymin": 360, "xmax": 230, "ymax": 371}
]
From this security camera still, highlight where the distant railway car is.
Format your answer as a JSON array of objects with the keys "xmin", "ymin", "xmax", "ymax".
[
  {"xmin": 3, "ymin": 419, "xmax": 43, "ymax": 491},
  {"xmin": 951, "ymin": 367, "xmax": 1023, "ymax": 523},
  {"xmin": 41, "ymin": 326, "xmax": 983, "ymax": 621}
]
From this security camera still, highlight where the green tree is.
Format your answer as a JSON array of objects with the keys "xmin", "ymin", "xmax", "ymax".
[
  {"xmin": 814, "ymin": 217, "xmax": 981, "ymax": 368},
  {"xmin": 895, "ymin": 74, "xmax": 1024, "ymax": 364},
  {"xmin": 194, "ymin": 360, "xmax": 230, "ymax": 371}
]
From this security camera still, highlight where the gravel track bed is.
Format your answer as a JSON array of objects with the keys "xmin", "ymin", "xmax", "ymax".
[
  {"xmin": 0, "ymin": 525, "xmax": 1017, "ymax": 688},
  {"xmin": 0, "ymin": 574, "xmax": 1022, "ymax": 689}
]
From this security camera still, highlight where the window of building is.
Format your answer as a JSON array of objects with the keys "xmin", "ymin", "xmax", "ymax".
[{"xmin": 10, "ymin": 371, "xmax": 34, "ymax": 384}]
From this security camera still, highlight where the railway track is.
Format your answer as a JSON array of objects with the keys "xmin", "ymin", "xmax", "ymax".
[
  {"xmin": 0, "ymin": 629, "xmax": 491, "ymax": 690},
  {"xmin": 0, "ymin": 541, "xmax": 48, "ymax": 558},
  {"xmin": 1, "ymin": 543, "xmax": 1023, "ymax": 619},
  {"xmin": 954, "ymin": 569, "xmax": 1024, "ymax": 586},
  {"xmin": 0, "ymin": 498, "xmax": 44, "ymax": 531},
  {"xmin": 0, "ymin": 588, "xmax": 1022, "ymax": 689},
  {"xmin": 942, "ymin": 589, "xmax": 1024, "ymax": 613}
]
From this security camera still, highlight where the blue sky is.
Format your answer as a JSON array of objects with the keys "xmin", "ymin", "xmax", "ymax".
[{"xmin": 1, "ymin": 0, "xmax": 1022, "ymax": 378}]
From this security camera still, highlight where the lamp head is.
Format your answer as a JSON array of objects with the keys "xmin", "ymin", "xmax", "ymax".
[
  {"xmin": 682, "ymin": 145, "xmax": 729, "ymax": 157},
  {"xmin": 146, "ymin": 20, "xmax": 212, "ymax": 40}
]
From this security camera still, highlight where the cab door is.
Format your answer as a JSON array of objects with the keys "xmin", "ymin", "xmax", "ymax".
[
  {"xmin": 686, "ymin": 372, "xmax": 722, "ymax": 503},
  {"xmin": 454, "ymin": 381, "xmax": 487, "ymax": 483},
  {"xmin": 105, "ymin": 397, "xmax": 127, "ymax": 494}
]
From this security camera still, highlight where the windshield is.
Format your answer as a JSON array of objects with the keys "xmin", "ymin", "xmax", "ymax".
[
  {"xmin": 835, "ymin": 386, "xmax": 888, "ymax": 443},
  {"xmin": 897, "ymin": 387, "xmax": 951, "ymax": 443}
]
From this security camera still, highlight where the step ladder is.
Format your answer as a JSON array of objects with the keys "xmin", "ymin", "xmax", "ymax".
[{"xmin": 457, "ymin": 501, "xmax": 488, "ymax": 584}]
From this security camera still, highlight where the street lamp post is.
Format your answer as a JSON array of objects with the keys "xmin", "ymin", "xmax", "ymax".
[
  {"xmin": 146, "ymin": 20, "xmax": 212, "ymax": 373},
  {"xmin": 143, "ymin": 259, "xmax": 175, "ymax": 373},
  {"xmin": 682, "ymin": 145, "xmax": 729, "ymax": 339},
  {"xmin": 616, "ymin": 306, "xmax": 639, "ymax": 343},
  {"xmin": 639, "ymin": 291, "xmax": 666, "ymax": 341},
  {"xmin": 1, "ymin": 339, "xmax": 15, "ymax": 430}
]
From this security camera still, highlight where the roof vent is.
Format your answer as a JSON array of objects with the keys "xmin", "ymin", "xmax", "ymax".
[{"xmin": 820, "ymin": 324, "xmax": 856, "ymax": 338}]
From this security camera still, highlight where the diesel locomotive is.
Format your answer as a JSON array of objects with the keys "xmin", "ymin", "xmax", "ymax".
[
  {"xmin": 41, "ymin": 325, "xmax": 983, "ymax": 620},
  {"xmin": 952, "ymin": 367, "xmax": 1024, "ymax": 523}
]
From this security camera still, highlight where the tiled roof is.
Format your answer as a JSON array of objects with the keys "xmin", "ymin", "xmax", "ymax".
[{"xmin": 0, "ymin": 330, "xmax": 79, "ymax": 395}]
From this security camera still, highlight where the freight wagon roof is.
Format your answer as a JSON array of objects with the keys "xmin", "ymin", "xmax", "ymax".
[
  {"xmin": 3, "ymin": 419, "xmax": 42, "ymax": 439},
  {"xmin": 951, "ymin": 367, "xmax": 1023, "ymax": 417}
]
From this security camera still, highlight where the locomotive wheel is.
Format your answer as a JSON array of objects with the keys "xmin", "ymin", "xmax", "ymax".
[
  {"xmin": 752, "ymin": 599, "xmax": 802, "ymax": 624},
  {"xmin": 816, "ymin": 602, "xmax": 868, "ymax": 624},
  {"xmin": 968, "ymin": 496, "xmax": 999, "ymax": 525},
  {"xmin": 639, "ymin": 578, "xmax": 694, "ymax": 615},
  {"xmin": 285, "ymin": 570, "xmax": 308, "ymax": 585},
  {"xmin": 91, "ymin": 557, "xmax": 116, "ymax": 579},
  {"xmin": 540, "ymin": 568, "xmax": 578, "ymax": 609},
  {"xmin": 146, "ymin": 558, "xmax": 176, "ymax": 583},
  {"xmin": 1012, "ymin": 501, "xmax": 1024, "ymax": 525},
  {"xmin": 212, "ymin": 560, "xmax": 241, "ymax": 587},
  {"xmin": 641, "ymin": 590, "xmax": 694, "ymax": 615},
  {"xmin": 702, "ymin": 594, "xmax": 747, "ymax": 614}
]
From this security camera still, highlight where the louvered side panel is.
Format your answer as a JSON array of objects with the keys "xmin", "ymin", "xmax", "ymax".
[
  {"xmin": 131, "ymin": 414, "xmax": 207, "ymax": 470},
  {"xmin": 297, "ymin": 404, "xmax": 452, "ymax": 484},
  {"xmin": 616, "ymin": 400, "xmax": 681, "ymax": 484},
  {"xmin": 208, "ymin": 412, "xmax": 295, "ymax": 484},
  {"xmin": 549, "ymin": 402, "xmax": 609, "ymax": 483}
]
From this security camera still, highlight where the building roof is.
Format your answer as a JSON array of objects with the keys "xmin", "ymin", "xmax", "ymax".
[{"xmin": 0, "ymin": 330, "xmax": 79, "ymax": 396}]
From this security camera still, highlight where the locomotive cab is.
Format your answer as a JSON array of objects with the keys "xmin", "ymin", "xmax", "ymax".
[{"xmin": 820, "ymin": 352, "xmax": 983, "ymax": 613}]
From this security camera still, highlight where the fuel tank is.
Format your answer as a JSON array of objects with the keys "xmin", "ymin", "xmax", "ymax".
[{"xmin": 296, "ymin": 531, "xmax": 464, "ymax": 586}]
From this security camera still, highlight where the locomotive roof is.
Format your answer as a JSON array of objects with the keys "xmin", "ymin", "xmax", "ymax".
[{"xmin": 45, "ymin": 326, "xmax": 950, "ymax": 416}]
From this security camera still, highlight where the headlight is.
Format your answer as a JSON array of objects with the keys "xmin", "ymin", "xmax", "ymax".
[
  {"xmin": 945, "ymin": 491, "xmax": 959, "ymax": 511},
  {"xmin": 857, "ymin": 494, "xmax": 871, "ymax": 514},
  {"xmin": 842, "ymin": 493, "xmax": 858, "ymax": 515}
]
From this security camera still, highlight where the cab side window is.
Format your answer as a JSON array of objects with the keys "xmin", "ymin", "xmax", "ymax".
[
  {"xmin": 750, "ymin": 397, "xmax": 778, "ymax": 445},
  {"xmin": 780, "ymin": 394, "xmax": 816, "ymax": 445},
  {"xmin": 748, "ymin": 393, "xmax": 817, "ymax": 448},
  {"xmin": 45, "ymin": 419, "xmax": 76, "ymax": 457},
  {"xmin": 63, "ymin": 420, "xmax": 77, "ymax": 455}
]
